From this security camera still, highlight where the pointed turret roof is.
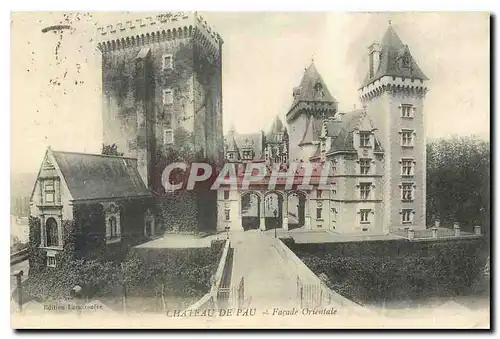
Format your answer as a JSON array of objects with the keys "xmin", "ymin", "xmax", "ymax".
[
  {"xmin": 292, "ymin": 61, "xmax": 337, "ymax": 105},
  {"xmin": 362, "ymin": 24, "xmax": 428, "ymax": 87},
  {"xmin": 270, "ymin": 116, "xmax": 284, "ymax": 134},
  {"xmin": 266, "ymin": 116, "xmax": 285, "ymax": 140}
]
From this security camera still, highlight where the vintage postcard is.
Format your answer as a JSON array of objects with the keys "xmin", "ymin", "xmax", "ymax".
[{"xmin": 10, "ymin": 11, "xmax": 490, "ymax": 329}]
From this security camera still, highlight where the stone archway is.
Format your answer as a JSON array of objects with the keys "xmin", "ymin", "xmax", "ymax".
[
  {"xmin": 241, "ymin": 191, "xmax": 261, "ymax": 231},
  {"xmin": 287, "ymin": 190, "xmax": 307, "ymax": 230},
  {"xmin": 263, "ymin": 191, "xmax": 284, "ymax": 230}
]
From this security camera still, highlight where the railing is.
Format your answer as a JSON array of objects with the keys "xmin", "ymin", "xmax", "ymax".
[
  {"xmin": 237, "ymin": 277, "xmax": 244, "ymax": 308},
  {"xmin": 212, "ymin": 239, "xmax": 231, "ymax": 297},
  {"xmin": 183, "ymin": 239, "xmax": 231, "ymax": 313},
  {"xmin": 10, "ymin": 248, "xmax": 29, "ymax": 266},
  {"xmin": 276, "ymin": 238, "xmax": 371, "ymax": 313}
]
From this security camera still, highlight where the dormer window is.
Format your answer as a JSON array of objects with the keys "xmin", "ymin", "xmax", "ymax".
[
  {"xmin": 401, "ymin": 55, "xmax": 411, "ymax": 69},
  {"xmin": 242, "ymin": 150, "xmax": 252, "ymax": 160},
  {"xmin": 314, "ymin": 82, "xmax": 324, "ymax": 98},
  {"xmin": 359, "ymin": 132, "xmax": 371, "ymax": 148}
]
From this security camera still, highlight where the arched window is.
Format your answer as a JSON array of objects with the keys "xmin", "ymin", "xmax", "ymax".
[
  {"xmin": 109, "ymin": 217, "xmax": 118, "ymax": 239},
  {"xmin": 45, "ymin": 217, "xmax": 59, "ymax": 247}
]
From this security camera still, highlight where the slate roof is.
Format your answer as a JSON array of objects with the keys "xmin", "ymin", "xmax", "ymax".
[
  {"xmin": 51, "ymin": 151, "xmax": 151, "ymax": 201},
  {"xmin": 362, "ymin": 25, "xmax": 428, "ymax": 87},
  {"xmin": 299, "ymin": 116, "xmax": 322, "ymax": 145},
  {"xmin": 292, "ymin": 61, "xmax": 337, "ymax": 106},
  {"xmin": 225, "ymin": 132, "xmax": 265, "ymax": 160},
  {"xmin": 326, "ymin": 110, "xmax": 384, "ymax": 154},
  {"xmin": 225, "ymin": 133, "xmax": 240, "ymax": 154},
  {"xmin": 266, "ymin": 116, "xmax": 285, "ymax": 140}
]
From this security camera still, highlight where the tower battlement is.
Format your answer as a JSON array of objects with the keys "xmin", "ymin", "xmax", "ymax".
[
  {"xmin": 96, "ymin": 12, "xmax": 223, "ymax": 56},
  {"xmin": 359, "ymin": 76, "xmax": 428, "ymax": 102}
]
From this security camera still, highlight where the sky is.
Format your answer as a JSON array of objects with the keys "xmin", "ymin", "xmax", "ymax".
[{"xmin": 11, "ymin": 12, "xmax": 490, "ymax": 174}]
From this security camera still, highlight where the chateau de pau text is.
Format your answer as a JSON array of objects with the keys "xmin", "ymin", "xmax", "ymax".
[{"xmin": 163, "ymin": 307, "xmax": 338, "ymax": 318}]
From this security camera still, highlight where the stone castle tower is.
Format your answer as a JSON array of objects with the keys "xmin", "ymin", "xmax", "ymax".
[
  {"xmin": 97, "ymin": 12, "xmax": 224, "ymax": 190},
  {"xmin": 359, "ymin": 24, "xmax": 429, "ymax": 232},
  {"xmin": 286, "ymin": 61, "xmax": 338, "ymax": 162}
]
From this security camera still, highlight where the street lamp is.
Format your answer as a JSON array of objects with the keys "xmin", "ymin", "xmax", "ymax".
[
  {"xmin": 274, "ymin": 209, "xmax": 278, "ymax": 238},
  {"xmin": 12, "ymin": 270, "xmax": 24, "ymax": 313},
  {"xmin": 71, "ymin": 285, "xmax": 82, "ymax": 316}
]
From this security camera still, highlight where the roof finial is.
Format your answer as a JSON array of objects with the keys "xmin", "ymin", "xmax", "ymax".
[
  {"xmin": 311, "ymin": 55, "xmax": 314, "ymax": 63},
  {"xmin": 388, "ymin": 20, "xmax": 392, "ymax": 26}
]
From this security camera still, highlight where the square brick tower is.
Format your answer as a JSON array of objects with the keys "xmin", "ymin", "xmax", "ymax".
[
  {"xmin": 97, "ymin": 12, "xmax": 224, "ymax": 190},
  {"xmin": 359, "ymin": 23, "xmax": 429, "ymax": 232}
]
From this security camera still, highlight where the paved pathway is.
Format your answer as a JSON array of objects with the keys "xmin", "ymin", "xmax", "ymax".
[{"xmin": 230, "ymin": 230, "xmax": 310, "ymax": 309}]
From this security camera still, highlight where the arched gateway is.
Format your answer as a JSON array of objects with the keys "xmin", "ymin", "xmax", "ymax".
[{"xmin": 238, "ymin": 190, "xmax": 309, "ymax": 231}]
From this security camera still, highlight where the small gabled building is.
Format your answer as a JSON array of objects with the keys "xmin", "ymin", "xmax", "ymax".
[{"xmin": 29, "ymin": 148, "xmax": 155, "ymax": 267}]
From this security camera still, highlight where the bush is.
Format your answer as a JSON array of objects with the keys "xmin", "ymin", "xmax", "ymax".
[
  {"xmin": 290, "ymin": 239, "xmax": 486, "ymax": 305},
  {"xmin": 23, "ymin": 240, "xmax": 224, "ymax": 303},
  {"xmin": 124, "ymin": 241, "xmax": 224, "ymax": 298}
]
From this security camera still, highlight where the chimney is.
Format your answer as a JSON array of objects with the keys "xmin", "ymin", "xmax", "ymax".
[
  {"xmin": 368, "ymin": 43, "xmax": 381, "ymax": 78},
  {"xmin": 453, "ymin": 222, "xmax": 460, "ymax": 237},
  {"xmin": 474, "ymin": 225, "xmax": 482, "ymax": 236}
]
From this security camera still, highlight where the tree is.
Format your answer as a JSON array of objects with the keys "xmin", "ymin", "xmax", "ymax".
[
  {"xmin": 426, "ymin": 136, "xmax": 490, "ymax": 241},
  {"xmin": 101, "ymin": 143, "xmax": 124, "ymax": 156}
]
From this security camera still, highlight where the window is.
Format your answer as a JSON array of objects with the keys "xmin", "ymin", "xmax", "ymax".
[
  {"xmin": 401, "ymin": 159, "xmax": 414, "ymax": 176},
  {"xmin": 331, "ymin": 183, "xmax": 337, "ymax": 195},
  {"xmin": 331, "ymin": 208, "xmax": 337, "ymax": 221},
  {"xmin": 402, "ymin": 55, "xmax": 411, "ymax": 68},
  {"xmin": 45, "ymin": 217, "xmax": 59, "ymax": 247},
  {"xmin": 47, "ymin": 254, "xmax": 56, "ymax": 268},
  {"xmin": 44, "ymin": 180, "xmax": 55, "ymax": 203},
  {"xmin": 162, "ymin": 54, "xmax": 173, "ymax": 70},
  {"xmin": 401, "ymin": 183, "xmax": 414, "ymax": 201},
  {"xmin": 105, "ymin": 205, "xmax": 121, "ymax": 243},
  {"xmin": 109, "ymin": 217, "xmax": 118, "ymax": 239},
  {"xmin": 401, "ymin": 104, "xmax": 413, "ymax": 118},
  {"xmin": 242, "ymin": 150, "xmax": 252, "ymax": 160},
  {"xmin": 276, "ymin": 134, "xmax": 282, "ymax": 142},
  {"xmin": 163, "ymin": 89, "xmax": 174, "ymax": 105},
  {"xmin": 359, "ymin": 132, "xmax": 371, "ymax": 148},
  {"xmin": 164, "ymin": 129, "xmax": 174, "ymax": 145},
  {"xmin": 402, "ymin": 209, "xmax": 413, "ymax": 224},
  {"xmin": 359, "ymin": 183, "xmax": 371, "ymax": 200},
  {"xmin": 359, "ymin": 158, "xmax": 371, "ymax": 175},
  {"xmin": 227, "ymin": 152, "xmax": 235, "ymax": 160},
  {"xmin": 225, "ymin": 209, "xmax": 230, "ymax": 221},
  {"xmin": 331, "ymin": 160, "xmax": 337, "ymax": 174},
  {"xmin": 316, "ymin": 207, "xmax": 323, "ymax": 220},
  {"xmin": 401, "ymin": 130, "xmax": 414, "ymax": 147},
  {"xmin": 317, "ymin": 190, "xmax": 322, "ymax": 199},
  {"xmin": 360, "ymin": 209, "xmax": 371, "ymax": 223},
  {"xmin": 223, "ymin": 191, "xmax": 230, "ymax": 200}
]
